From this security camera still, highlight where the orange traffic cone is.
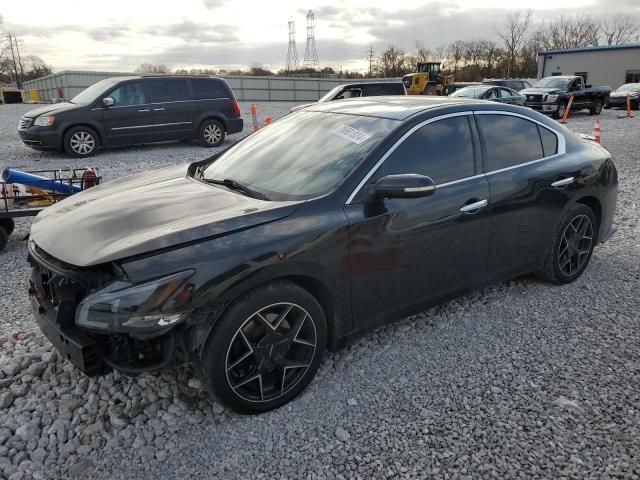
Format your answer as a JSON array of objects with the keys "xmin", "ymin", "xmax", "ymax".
[
  {"xmin": 250, "ymin": 104, "xmax": 259, "ymax": 132},
  {"xmin": 592, "ymin": 119, "xmax": 601, "ymax": 144},
  {"xmin": 263, "ymin": 116, "xmax": 272, "ymax": 127},
  {"xmin": 626, "ymin": 93, "xmax": 634, "ymax": 118}
]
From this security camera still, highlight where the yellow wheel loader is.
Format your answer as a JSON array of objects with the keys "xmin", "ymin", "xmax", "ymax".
[{"xmin": 402, "ymin": 62, "xmax": 454, "ymax": 96}]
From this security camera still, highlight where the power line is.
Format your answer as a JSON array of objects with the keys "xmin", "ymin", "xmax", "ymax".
[{"xmin": 367, "ymin": 45, "xmax": 375, "ymax": 77}]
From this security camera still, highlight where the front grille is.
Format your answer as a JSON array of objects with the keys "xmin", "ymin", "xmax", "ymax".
[
  {"xmin": 18, "ymin": 117, "xmax": 32, "ymax": 130},
  {"xmin": 525, "ymin": 94, "xmax": 543, "ymax": 104}
]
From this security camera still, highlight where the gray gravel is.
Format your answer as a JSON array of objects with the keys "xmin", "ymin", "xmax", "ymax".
[{"xmin": 0, "ymin": 102, "xmax": 639, "ymax": 479}]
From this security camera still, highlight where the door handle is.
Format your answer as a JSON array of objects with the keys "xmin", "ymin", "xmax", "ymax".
[
  {"xmin": 137, "ymin": 109, "xmax": 150, "ymax": 112},
  {"xmin": 459, "ymin": 199, "xmax": 488, "ymax": 213},
  {"xmin": 551, "ymin": 177, "xmax": 575, "ymax": 188},
  {"xmin": 153, "ymin": 108, "xmax": 165, "ymax": 112}
]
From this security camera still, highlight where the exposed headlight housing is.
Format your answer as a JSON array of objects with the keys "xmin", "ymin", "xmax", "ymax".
[
  {"xmin": 76, "ymin": 270, "xmax": 195, "ymax": 335},
  {"xmin": 34, "ymin": 116, "xmax": 55, "ymax": 127},
  {"xmin": 545, "ymin": 94, "xmax": 559, "ymax": 103}
]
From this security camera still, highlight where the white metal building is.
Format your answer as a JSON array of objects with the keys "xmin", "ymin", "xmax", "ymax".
[{"xmin": 537, "ymin": 44, "xmax": 640, "ymax": 90}]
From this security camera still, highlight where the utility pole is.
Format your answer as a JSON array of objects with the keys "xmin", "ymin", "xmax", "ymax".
[
  {"xmin": 6, "ymin": 34, "xmax": 22, "ymax": 88},
  {"xmin": 367, "ymin": 45, "xmax": 375, "ymax": 77},
  {"xmin": 14, "ymin": 37, "xmax": 25, "ymax": 83}
]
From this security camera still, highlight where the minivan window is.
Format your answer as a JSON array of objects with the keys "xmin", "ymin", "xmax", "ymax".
[
  {"xmin": 477, "ymin": 114, "xmax": 543, "ymax": 171},
  {"xmin": 148, "ymin": 78, "xmax": 190, "ymax": 102},
  {"xmin": 204, "ymin": 111, "xmax": 397, "ymax": 200},
  {"xmin": 71, "ymin": 78, "xmax": 121, "ymax": 104},
  {"xmin": 373, "ymin": 116, "xmax": 475, "ymax": 184},
  {"xmin": 191, "ymin": 78, "xmax": 228, "ymax": 100},
  {"xmin": 362, "ymin": 84, "xmax": 404, "ymax": 96},
  {"xmin": 108, "ymin": 81, "xmax": 146, "ymax": 106}
]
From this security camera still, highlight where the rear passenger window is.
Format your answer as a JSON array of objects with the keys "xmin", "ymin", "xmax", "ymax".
[
  {"xmin": 363, "ymin": 84, "xmax": 404, "ymax": 96},
  {"xmin": 538, "ymin": 125, "xmax": 558, "ymax": 157},
  {"xmin": 148, "ymin": 78, "xmax": 190, "ymax": 102},
  {"xmin": 477, "ymin": 114, "xmax": 543, "ymax": 172},
  {"xmin": 374, "ymin": 116, "xmax": 475, "ymax": 184},
  {"xmin": 191, "ymin": 78, "xmax": 228, "ymax": 100}
]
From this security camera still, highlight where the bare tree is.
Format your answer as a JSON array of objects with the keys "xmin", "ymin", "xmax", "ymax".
[
  {"xmin": 537, "ymin": 14, "xmax": 600, "ymax": 50},
  {"xmin": 414, "ymin": 42, "xmax": 432, "ymax": 63},
  {"xmin": 601, "ymin": 14, "xmax": 638, "ymax": 45},
  {"xmin": 135, "ymin": 63, "xmax": 171, "ymax": 74},
  {"xmin": 376, "ymin": 45, "xmax": 408, "ymax": 77},
  {"xmin": 478, "ymin": 40, "xmax": 501, "ymax": 78},
  {"xmin": 498, "ymin": 10, "xmax": 533, "ymax": 77},
  {"xmin": 448, "ymin": 40, "xmax": 465, "ymax": 75}
]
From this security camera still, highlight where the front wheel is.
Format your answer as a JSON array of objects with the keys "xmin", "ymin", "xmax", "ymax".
[
  {"xmin": 589, "ymin": 99, "xmax": 603, "ymax": 116},
  {"xmin": 63, "ymin": 126, "xmax": 99, "ymax": 157},
  {"xmin": 199, "ymin": 119, "xmax": 225, "ymax": 147},
  {"xmin": 536, "ymin": 204, "xmax": 597, "ymax": 285},
  {"xmin": 0, "ymin": 228, "xmax": 7, "ymax": 252},
  {"xmin": 0, "ymin": 218, "xmax": 15, "ymax": 236},
  {"xmin": 199, "ymin": 281, "xmax": 327, "ymax": 413}
]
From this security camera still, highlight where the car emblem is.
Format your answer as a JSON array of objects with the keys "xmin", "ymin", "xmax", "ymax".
[{"xmin": 528, "ymin": 95, "xmax": 535, "ymax": 101}]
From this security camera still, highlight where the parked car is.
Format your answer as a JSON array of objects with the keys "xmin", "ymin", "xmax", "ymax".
[
  {"xmin": 290, "ymin": 82, "xmax": 406, "ymax": 112},
  {"xmin": 443, "ymin": 82, "xmax": 482, "ymax": 96},
  {"xmin": 28, "ymin": 97, "xmax": 617, "ymax": 413},
  {"xmin": 482, "ymin": 78, "xmax": 532, "ymax": 91},
  {"xmin": 606, "ymin": 83, "xmax": 640, "ymax": 110},
  {"xmin": 521, "ymin": 76, "xmax": 610, "ymax": 119},
  {"xmin": 18, "ymin": 75, "xmax": 243, "ymax": 157},
  {"xmin": 450, "ymin": 85, "xmax": 526, "ymax": 105}
]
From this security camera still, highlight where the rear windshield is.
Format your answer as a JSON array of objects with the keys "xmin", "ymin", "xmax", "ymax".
[
  {"xmin": 451, "ymin": 86, "xmax": 491, "ymax": 98},
  {"xmin": 616, "ymin": 83, "xmax": 640, "ymax": 92},
  {"xmin": 204, "ymin": 111, "xmax": 397, "ymax": 201}
]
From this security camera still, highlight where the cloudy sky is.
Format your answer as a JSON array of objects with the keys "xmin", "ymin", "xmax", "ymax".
[{"xmin": 2, "ymin": 0, "xmax": 638, "ymax": 73}]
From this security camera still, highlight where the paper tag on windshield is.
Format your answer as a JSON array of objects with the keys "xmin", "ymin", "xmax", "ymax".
[{"xmin": 331, "ymin": 125, "xmax": 371, "ymax": 145}]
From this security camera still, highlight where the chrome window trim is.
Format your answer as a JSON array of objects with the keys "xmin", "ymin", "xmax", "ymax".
[
  {"xmin": 345, "ymin": 109, "xmax": 567, "ymax": 204},
  {"xmin": 345, "ymin": 112, "xmax": 472, "ymax": 204},
  {"xmin": 110, "ymin": 121, "xmax": 192, "ymax": 131},
  {"xmin": 91, "ymin": 98, "xmax": 230, "ymax": 110}
]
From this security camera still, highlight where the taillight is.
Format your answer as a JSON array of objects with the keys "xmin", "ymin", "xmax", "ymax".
[{"xmin": 232, "ymin": 99, "xmax": 241, "ymax": 117}]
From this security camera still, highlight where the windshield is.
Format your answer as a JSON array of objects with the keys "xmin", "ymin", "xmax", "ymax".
[
  {"xmin": 451, "ymin": 86, "xmax": 490, "ymax": 98},
  {"xmin": 616, "ymin": 83, "xmax": 640, "ymax": 92},
  {"xmin": 71, "ymin": 78, "xmax": 122, "ymax": 104},
  {"xmin": 204, "ymin": 111, "xmax": 397, "ymax": 201},
  {"xmin": 534, "ymin": 78, "xmax": 570, "ymax": 88},
  {"xmin": 318, "ymin": 86, "xmax": 344, "ymax": 102}
]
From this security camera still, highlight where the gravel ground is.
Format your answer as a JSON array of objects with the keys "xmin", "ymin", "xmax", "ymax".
[{"xmin": 0, "ymin": 102, "xmax": 639, "ymax": 480}]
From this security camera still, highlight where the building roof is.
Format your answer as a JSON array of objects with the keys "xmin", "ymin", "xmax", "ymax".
[
  {"xmin": 304, "ymin": 96, "xmax": 506, "ymax": 121},
  {"xmin": 539, "ymin": 43, "xmax": 640, "ymax": 56}
]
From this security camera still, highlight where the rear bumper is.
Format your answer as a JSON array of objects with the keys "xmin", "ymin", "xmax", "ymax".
[
  {"xmin": 226, "ymin": 117, "xmax": 243, "ymax": 134},
  {"xmin": 18, "ymin": 127, "xmax": 62, "ymax": 151},
  {"xmin": 608, "ymin": 97, "xmax": 638, "ymax": 107}
]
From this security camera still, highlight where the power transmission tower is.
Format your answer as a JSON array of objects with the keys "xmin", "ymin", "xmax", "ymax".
[
  {"xmin": 367, "ymin": 45, "xmax": 375, "ymax": 77},
  {"xmin": 285, "ymin": 19, "xmax": 299, "ymax": 73},
  {"xmin": 303, "ymin": 10, "xmax": 319, "ymax": 69},
  {"xmin": 6, "ymin": 34, "xmax": 22, "ymax": 88}
]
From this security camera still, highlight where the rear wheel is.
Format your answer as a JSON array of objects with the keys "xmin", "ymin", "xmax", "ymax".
[
  {"xmin": 199, "ymin": 119, "xmax": 225, "ymax": 147},
  {"xmin": 0, "ymin": 218, "xmax": 15, "ymax": 236},
  {"xmin": 0, "ymin": 228, "xmax": 8, "ymax": 252},
  {"xmin": 589, "ymin": 99, "xmax": 603, "ymax": 115},
  {"xmin": 536, "ymin": 204, "xmax": 597, "ymax": 284},
  {"xmin": 64, "ymin": 126, "xmax": 98, "ymax": 157},
  {"xmin": 199, "ymin": 281, "xmax": 327, "ymax": 413}
]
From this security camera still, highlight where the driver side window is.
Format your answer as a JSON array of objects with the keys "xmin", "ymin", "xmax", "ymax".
[
  {"xmin": 108, "ymin": 81, "xmax": 147, "ymax": 106},
  {"xmin": 372, "ymin": 115, "xmax": 475, "ymax": 185}
]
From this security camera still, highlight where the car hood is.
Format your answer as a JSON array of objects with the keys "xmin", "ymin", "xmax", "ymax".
[
  {"xmin": 30, "ymin": 164, "xmax": 301, "ymax": 267},
  {"xmin": 23, "ymin": 102, "xmax": 82, "ymax": 118},
  {"xmin": 521, "ymin": 87, "xmax": 564, "ymax": 95}
]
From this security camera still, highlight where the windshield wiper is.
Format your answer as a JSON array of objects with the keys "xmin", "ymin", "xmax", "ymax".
[{"xmin": 204, "ymin": 178, "xmax": 270, "ymax": 201}]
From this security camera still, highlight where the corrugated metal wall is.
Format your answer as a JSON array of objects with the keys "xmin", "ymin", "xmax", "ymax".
[
  {"xmin": 537, "ymin": 48, "xmax": 640, "ymax": 89},
  {"xmin": 22, "ymin": 71, "xmax": 402, "ymax": 103}
]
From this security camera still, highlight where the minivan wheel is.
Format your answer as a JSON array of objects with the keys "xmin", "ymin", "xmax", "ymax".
[
  {"xmin": 64, "ymin": 126, "xmax": 98, "ymax": 157},
  {"xmin": 199, "ymin": 281, "xmax": 327, "ymax": 414},
  {"xmin": 536, "ymin": 204, "xmax": 597, "ymax": 285},
  {"xmin": 0, "ymin": 228, "xmax": 7, "ymax": 252},
  {"xmin": 199, "ymin": 119, "xmax": 225, "ymax": 147},
  {"xmin": 0, "ymin": 218, "xmax": 15, "ymax": 236}
]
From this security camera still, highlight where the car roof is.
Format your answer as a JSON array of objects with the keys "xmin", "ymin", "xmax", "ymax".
[
  {"xmin": 338, "ymin": 82, "xmax": 403, "ymax": 88},
  {"xmin": 109, "ymin": 75, "xmax": 224, "ymax": 81},
  {"xmin": 302, "ymin": 95, "xmax": 514, "ymax": 120}
]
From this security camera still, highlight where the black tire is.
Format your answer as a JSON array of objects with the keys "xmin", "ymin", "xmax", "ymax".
[
  {"xmin": 199, "ymin": 119, "xmax": 225, "ymax": 147},
  {"xmin": 63, "ymin": 126, "xmax": 99, "ymax": 157},
  {"xmin": 553, "ymin": 101, "xmax": 567, "ymax": 119},
  {"xmin": 199, "ymin": 281, "xmax": 327, "ymax": 414},
  {"xmin": 0, "ymin": 218, "xmax": 15, "ymax": 236},
  {"xmin": 536, "ymin": 204, "xmax": 598, "ymax": 285},
  {"xmin": 589, "ymin": 99, "xmax": 603, "ymax": 116},
  {"xmin": 0, "ymin": 228, "xmax": 7, "ymax": 253}
]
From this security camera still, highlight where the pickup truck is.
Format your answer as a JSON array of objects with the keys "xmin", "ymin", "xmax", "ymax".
[{"xmin": 521, "ymin": 76, "xmax": 610, "ymax": 119}]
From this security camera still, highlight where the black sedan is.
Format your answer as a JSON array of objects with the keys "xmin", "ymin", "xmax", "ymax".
[
  {"xmin": 451, "ymin": 85, "xmax": 526, "ymax": 105},
  {"xmin": 606, "ymin": 83, "xmax": 640, "ymax": 110},
  {"xmin": 27, "ymin": 97, "xmax": 617, "ymax": 413}
]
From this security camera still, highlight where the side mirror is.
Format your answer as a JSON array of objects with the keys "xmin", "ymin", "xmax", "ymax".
[
  {"xmin": 373, "ymin": 174, "xmax": 436, "ymax": 199},
  {"xmin": 584, "ymin": 84, "xmax": 592, "ymax": 89},
  {"xmin": 102, "ymin": 97, "xmax": 115, "ymax": 107}
]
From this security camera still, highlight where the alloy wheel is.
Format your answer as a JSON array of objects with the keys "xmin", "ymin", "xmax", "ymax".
[
  {"xmin": 204, "ymin": 124, "xmax": 222, "ymax": 145},
  {"xmin": 558, "ymin": 214, "xmax": 593, "ymax": 276},
  {"xmin": 557, "ymin": 103, "xmax": 566, "ymax": 118},
  {"xmin": 70, "ymin": 131, "xmax": 95, "ymax": 155},
  {"xmin": 225, "ymin": 302, "xmax": 317, "ymax": 403}
]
